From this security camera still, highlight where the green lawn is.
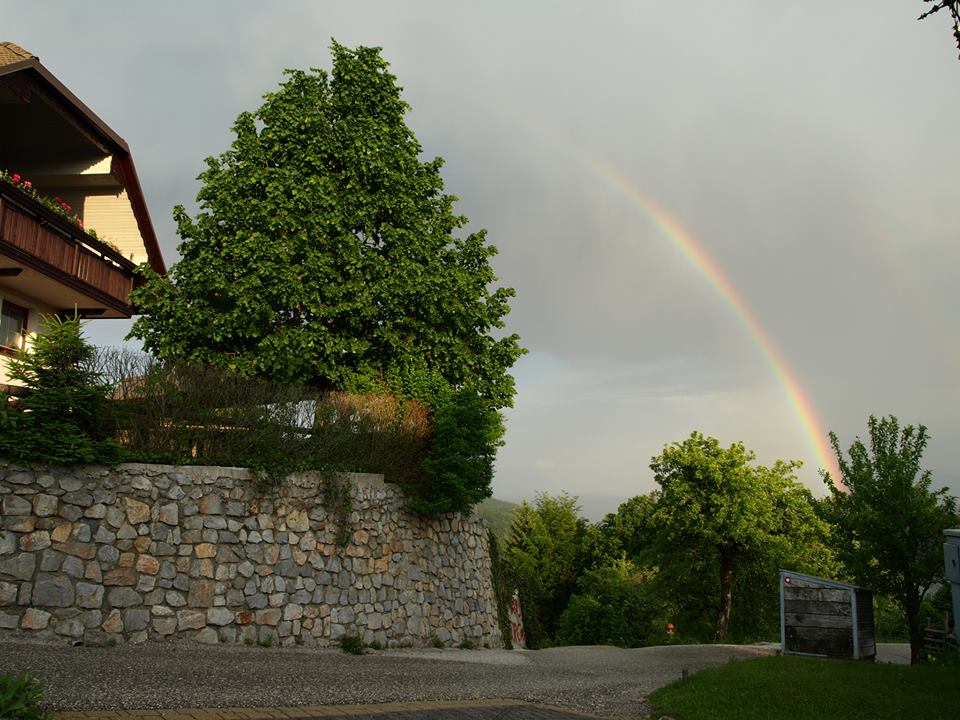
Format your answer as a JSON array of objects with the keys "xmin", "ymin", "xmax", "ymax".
[{"xmin": 648, "ymin": 655, "xmax": 960, "ymax": 720}]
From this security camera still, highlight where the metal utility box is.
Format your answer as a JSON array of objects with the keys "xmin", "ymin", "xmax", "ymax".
[
  {"xmin": 780, "ymin": 570, "xmax": 876, "ymax": 660},
  {"xmin": 944, "ymin": 530, "xmax": 960, "ymax": 646}
]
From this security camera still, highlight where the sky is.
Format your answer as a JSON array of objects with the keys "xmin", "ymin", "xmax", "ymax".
[{"xmin": 5, "ymin": 2, "xmax": 960, "ymax": 518}]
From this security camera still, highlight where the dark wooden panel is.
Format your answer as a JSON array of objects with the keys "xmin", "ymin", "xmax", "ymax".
[
  {"xmin": 785, "ymin": 612, "xmax": 852, "ymax": 630},
  {"xmin": 785, "ymin": 587, "xmax": 851, "ymax": 603},
  {"xmin": 784, "ymin": 599, "xmax": 852, "ymax": 616},
  {"xmin": 786, "ymin": 626, "xmax": 853, "ymax": 657}
]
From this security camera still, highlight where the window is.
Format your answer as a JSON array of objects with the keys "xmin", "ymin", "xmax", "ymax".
[{"xmin": 0, "ymin": 300, "xmax": 28, "ymax": 353}]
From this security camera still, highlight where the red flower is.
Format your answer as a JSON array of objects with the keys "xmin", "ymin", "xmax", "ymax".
[
  {"xmin": 23, "ymin": 181, "xmax": 31, "ymax": 188},
  {"xmin": 54, "ymin": 197, "xmax": 61, "ymax": 202},
  {"xmin": 11, "ymin": 173, "xmax": 20, "ymax": 183}
]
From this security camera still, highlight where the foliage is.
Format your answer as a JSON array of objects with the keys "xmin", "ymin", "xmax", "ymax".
[
  {"xmin": 339, "ymin": 635, "xmax": 364, "ymax": 655},
  {"xmin": 649, "ymin": 655, "xmax": 960, "ymax": 720},
  {"xmin": 96, "ymin": 352, "xmax": 431, "ymax": 486},
  {"xmin": 0, "ymin": 315, "xmax": 122, "ymax": 464},
  {"xmin": 822, "ymin": 415, "xmax": 958, "ymax": 663},
  {"xmin": 554, "ymin": 559, "xmax": 668, "ymax": 648},
  {"xmin": 650, "ymin": 432, "xmax": 836, "ymax": 642},
  {"xmin": 487, "ymin": 530, "xmax": 514, "ymax": 649},
  {"xmin": 499, "ymin": 493, "xmax": 588, "ymax": 646},
  {"xmin": 408, "ymin": 389, "xmax": 501, "ymax": 515},
  {"xmin": 919, "ymin": 1, "xmax": 960, "ymax": 60},
  {"xmin": 0, "ymin": 672, "xmax": 52, "ymax": 720},
  {"xmin": 129, "ymin": 41, "xmax": 524, "ymax": 409},
  {"xmin": 474, "ymin": 497, "xmax": 518, "ymax": 538}
]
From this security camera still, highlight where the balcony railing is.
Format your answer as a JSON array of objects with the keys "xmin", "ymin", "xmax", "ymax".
[{"xmin": 0, "ymin": 180, "xmax": 137, "ymax": 310}]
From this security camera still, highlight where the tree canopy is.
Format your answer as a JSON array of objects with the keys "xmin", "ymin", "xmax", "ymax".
[
  {"xmin": 130, "ymin": 42, "xmax": 523, "ymax": 409},
  {"xmin": 649, "ymin": 432, "xmax": 835, "ymax": 641},
  {"xmin": 822, "ymin": 415, "xmax": 958, "ymax": 663}
]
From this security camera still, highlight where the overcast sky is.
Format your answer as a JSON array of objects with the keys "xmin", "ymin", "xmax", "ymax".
[{"xmin": 5, "ymin": 2, "xmax": 960, "ymax": 517}]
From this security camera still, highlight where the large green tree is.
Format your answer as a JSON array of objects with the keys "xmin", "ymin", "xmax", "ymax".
[
  {"xmin": 130, "ymin": 42, "xmax": 523, "ymax": 408},
  {"xmin": 500, "ymin": 492, "xmax": 587, "ymax": 646},
  {"xmin": 822, "ymin": 415, "xmax": 957, "ymax": 663},
  {"xmin": 650, "ymin": 432, "xmax": 835, "ymax": 641}
]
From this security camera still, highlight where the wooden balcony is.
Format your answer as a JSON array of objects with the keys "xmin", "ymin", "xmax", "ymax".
[{"xmin": 0, "ymin": 180, "xmax": 137, "ymax": 315}]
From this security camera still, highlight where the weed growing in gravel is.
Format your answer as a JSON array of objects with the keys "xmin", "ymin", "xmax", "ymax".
[
  {"xmin": 0, "ymin": 672, "xmax": 53, "ymax": 720},
  {"xmin": 459, "ymin": 638, "xmax": 475, "ymax": 650},
  {"xmin": 257, "ymin": 636, "xmax": 275, "ymax": 648},
  {"xmin": 431, "ymin": 636, "xmax": 444, "ymax": 649}
]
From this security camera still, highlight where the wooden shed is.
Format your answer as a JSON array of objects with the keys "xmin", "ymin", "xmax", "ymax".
[{"xmin": 780, "ymin": 570, "xmax": 875, "ymax": 660}]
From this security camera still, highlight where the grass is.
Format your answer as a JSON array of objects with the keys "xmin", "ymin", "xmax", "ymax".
[{"xmin": 648, "ymin": 655, "xmax": 960, "ymax": 720}]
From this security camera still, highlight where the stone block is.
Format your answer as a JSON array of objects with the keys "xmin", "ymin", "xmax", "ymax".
[
  {"xmin": 124, "ymin": 498, "xmax": 150, "ymax": 525},
  {"xmin": 32, "ymin": 573, "xmax": 74, "ymax": 607},
  {"xmin": 76, "ymin": 582, "xmax": 104, "ymax": 609},
  {"xmin": 206, "ymin": 606, "xmax": 234, "ymax": 626},
  {"xmin": 107, "ymin": 587, "xmax": 142, "ymax": 608},
  {"xmin": 19, "ymin": 531, "xmax": 51, "ymax": 552},
  {"xmin": 135, "ymin": 554, "xmax": 160, "ymax": 575},
  {"xmin": 71, "ymin": 524, "xmax": 92, "ymax": 542},
  {"xmin": 40, "ymin": 550, "xmax": 64, "ymax": 572},
  {"xmin": 188, "ymin": 579, "xmax": 215, "ymax": 607},
  {"xmin": 53, "ymin": 541, "xmax": 96, "ymax": 560},
  {"xmin": 101, "ymin": 609, "xmax": 123, "ymax": 633},
  {"xmin": 21, "ymin": 607, "xmax": 51, "ymax": 630},
  {"xmin": 0, "ymin": 581, "xmax": 16, "ymax": 604},
  {"xmin": 103, "ymin": 567, "xmax": 137, "ymax": 586},
  {"xmin": 58, "ymin": 476, "xmax": 84, "ymax": 492},
  {"xmin": 84, "ymin": 503, "xmax": 107, "ymax": 519},
  {"xmin": 62, "ymin": 491, "xmax": 94, "ymax": 508},
  {"xmin": 61, "ymin": 555, "xmax": 85, "ymax": 579},
  {"xmin": 158, "ymin": 503, "xmax": 179, "ymax": 525},
  {"xmin": 0, "ymin": 532, "xmax": 15, "ymax": 556},
  {"xmin": 177, "ymin": 608, "xmax": 206, "ymax": 630},
  {"xmin": 2, "ymin": 495, "xmax": 31, "ymax": 516},
  {"xmin": 32, "ymin": 494, "xmax": 59, "ymax": 517},
  {"xmin": 152, "ymin": 616, "xmax": 177, "ymax": 635},
  {"xmin": 256, "ymin": 608, "xmax": 281, "ymax": 626},
  {"xmin": 198, "ymin": 494, "xmax": 222, "ymax": 515},
  {"xmin": 195, "ymin": 543, "xmax": 216, "ymax": 559},
  {"xmin": 55, "ymin": 617, "xmax": 84, "ymax": 638},
  {"xmin": 123, "ymin": 608, "xmax": 150, "ymax": 632}
]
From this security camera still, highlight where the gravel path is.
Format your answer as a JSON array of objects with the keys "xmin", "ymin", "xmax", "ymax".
[{"xmin": 0, "ymin": 639, "xmax": 776, "ymax": 717}]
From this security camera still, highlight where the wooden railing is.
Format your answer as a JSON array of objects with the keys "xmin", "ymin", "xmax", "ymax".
[{"xmin": 0, "ymin": 180, "xmax": 137, "ymax": 309}]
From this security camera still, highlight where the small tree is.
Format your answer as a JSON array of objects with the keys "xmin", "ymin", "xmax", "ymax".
[
  {"xmin": 650, "ymin": 432, "xmax": 835, "ymax": 641},
  {"xmin": 822, "ymin": 415, "xmax": 958, "ymax": 663},
  {"xmin": 0, "ymin": 315, "xmax": 119, "ymax": 464}
]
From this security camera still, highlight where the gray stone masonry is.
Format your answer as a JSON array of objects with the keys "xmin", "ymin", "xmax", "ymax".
[{"xmin": 0, "ymin": 463, "xmax": 502, "ymax": 648}]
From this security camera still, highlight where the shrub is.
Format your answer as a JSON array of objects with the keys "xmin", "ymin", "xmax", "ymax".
[
  {"xmin": 340, "ymin": 635, "xmax": 364, "ymax": 655},
  {"xmin": 0, "ymin": 672, "xmax": 53, "ymax": 720},
  {"xmin": 555, "ymin": 560, "xmax": 666, "ymax": 648},
  {"xmin": 408, "ymin": 388, "xmax": 502, "ymax": 516}
]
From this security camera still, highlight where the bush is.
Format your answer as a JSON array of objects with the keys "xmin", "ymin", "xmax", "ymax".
[
  {"xmin": 554, "ymin": 560, "xmax": 666, "ymax": 648},
  {"xmin": 0, "ymin": 672, "xmax": 53, "ymax": 720},
  {"xmin": 408, "ymin": 388, "xmax": 502, "ymax": 516}
]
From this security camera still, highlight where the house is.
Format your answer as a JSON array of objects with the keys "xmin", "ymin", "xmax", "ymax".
[{"xmin": 0, "ymin": 41, "xmax": 165, "ymax": 391}]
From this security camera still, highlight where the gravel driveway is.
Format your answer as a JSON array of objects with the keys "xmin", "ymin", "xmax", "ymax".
[{"xmin": 0, "ymin": 639, "xmax": 776, "ymax": 717}]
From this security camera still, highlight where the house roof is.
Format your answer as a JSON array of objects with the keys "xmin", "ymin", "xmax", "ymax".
[{"xmin": 0, "ymin": 42, "xmax": 166, "ymax": 275}]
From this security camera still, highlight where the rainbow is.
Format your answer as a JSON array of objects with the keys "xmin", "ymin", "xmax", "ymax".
[{"xmin": 588, "ymin": 157, "xmax": 838, "ymax": 484}]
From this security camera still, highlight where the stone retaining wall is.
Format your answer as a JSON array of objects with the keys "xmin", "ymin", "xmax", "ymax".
[{"xmin": 0, "ymin": 462, "xmax": 502, "ymax": 648}]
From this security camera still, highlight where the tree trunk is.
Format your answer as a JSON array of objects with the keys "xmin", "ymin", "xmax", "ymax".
[
  {"xmin": 905, "ymin": 593, "xmax": 922, "ymax": 665},
  {"xmin": 715, "ymin": 546, "xmax": 736, "ymax": 641}
]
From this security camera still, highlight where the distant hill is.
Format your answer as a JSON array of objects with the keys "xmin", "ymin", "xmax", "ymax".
[{"xmin": 474, "ymin": 497, "xmax": 519, "ymax": 538}]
